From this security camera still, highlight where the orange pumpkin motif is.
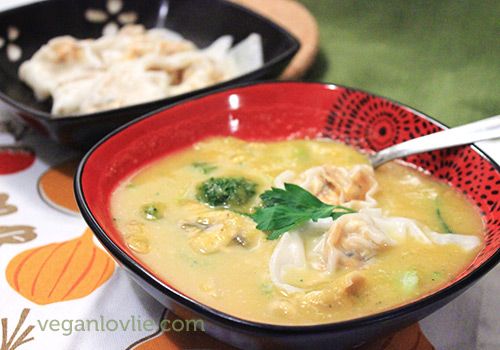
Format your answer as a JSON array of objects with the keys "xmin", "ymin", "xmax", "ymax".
[
  {"xmin": 38, "ymin": 159, "xmax": 80, "ymax": 215},
  {"xmin": 6, "ymin": 228, "xmax": 115, "ymax": 305}
]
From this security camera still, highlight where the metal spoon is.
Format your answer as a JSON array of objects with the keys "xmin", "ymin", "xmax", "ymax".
[
  {"xmin": 155, "ymin": 0, "xmax": 169, "ymax": 28},
  {"xmin": 369, "ymin": 115, "xmax": 500, "ymax": 168}
]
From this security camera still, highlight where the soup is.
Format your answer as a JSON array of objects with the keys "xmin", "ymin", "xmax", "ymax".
[{"xmin": 110, "ymin": 137, "xmax": 483, "ymax": 325}]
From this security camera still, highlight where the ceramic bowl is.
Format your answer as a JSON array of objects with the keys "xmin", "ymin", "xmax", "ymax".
[
  {"xmin": 75, "ymin": 82, "xmax": 500, "ymax": 350},
  {"xmin": 0, "ymin": 0, "xmax": 299, "ymax": 149}
]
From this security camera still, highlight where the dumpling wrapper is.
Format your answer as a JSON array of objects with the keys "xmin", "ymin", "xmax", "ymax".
[
  {"xmin": 365, "ymin": 208, "xmax": 481, "ymax": 250},
  {"xmin": 269, "ymin": 231, "xmax": 307, "ymax": 293},
  {"xmin": 18, "ymin": 36, "xmax": 102, "ymax": 101},
  {"xmin": 227, "ymin": 33, "xmax": 264, "ymax": 76},
  {"xmin": 274, "ymin": 165, "xmax": 379, "ymax": 209},
  {"xmin": 52, "ymin": 62, "xmax": 170, "ymax": 115},
  {"xmin": 18, "ymin": 26, "xmax": 264, "ymax": 117}
]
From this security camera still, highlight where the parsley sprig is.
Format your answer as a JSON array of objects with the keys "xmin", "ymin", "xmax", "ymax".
[{"xmin": 250, "ymin": 183, "xmax": 355, "ymax": 240}]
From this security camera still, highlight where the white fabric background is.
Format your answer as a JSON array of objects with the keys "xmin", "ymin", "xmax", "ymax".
[{"xmin": 0, "ymin": 0, "xmax": 498, "ymax": 349}]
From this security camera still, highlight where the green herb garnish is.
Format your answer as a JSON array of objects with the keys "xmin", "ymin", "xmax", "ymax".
[
  {"xmin": 260, "ymin": 282, "xmax": 274, "ymax": 295},
  {"xmin": 436, "ymin": 207, "xmax": 452, "ymax": 233},
  {"xmin": 192, "ymin": 162, "xmax": 217, "ymax": 174},
  {"xmin": 196, "ymin": 177, "xmax": 257, "ymax": 208},
  {"xmin": 435, "ymin": 198, "xmax": 452, "ymax": 233},
  {"xmin": 250, "ymin": 183, "xmax": 355, "ymax": 240},
  {"xmin": 141, "ymin": 203, "xmax": 164, "ymax": 220},
  {"xmin": 431, "ymin": 271, "xmax": 443, "ymax": 281}
]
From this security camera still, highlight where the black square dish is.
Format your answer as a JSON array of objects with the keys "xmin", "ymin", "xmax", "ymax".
[{"xmin": 0, "ymin": 0, "xmax": 299, "ymax": 148}]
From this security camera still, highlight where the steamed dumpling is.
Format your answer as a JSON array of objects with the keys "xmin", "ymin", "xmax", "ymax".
[
  {"xmin": 51, "ymin": 62, "xmax": 170, "ymax": 115},
  {"xmin": 366, "ymin": 208, "xmax": 481, "ymax": 251},
  {"xmin": 19, "ymin": 25, "xmax": 263, "ymax": 116},
  {"xmin": 18, "ymin": 36, "xmax": 102, "ymax": 100},
  {"xmin": 274, "ymin": 165, "xmax": 378, "ymax": 208},
  {"xmin": 312, "ymin": 211, "xmax": 396, "ymax": 272},
  {"xmin": 269, "ymin": 231, "xmax": 307, "ymax": 293}
]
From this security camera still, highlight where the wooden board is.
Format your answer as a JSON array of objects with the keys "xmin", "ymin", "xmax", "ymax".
[{"xmin": 232, "ymin": 0, "xmax": 319, "ymax": 80}]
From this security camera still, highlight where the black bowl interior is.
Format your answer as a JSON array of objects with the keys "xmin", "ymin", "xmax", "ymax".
[{"xmin": 0, "ymin": 0, "xmax": 299, "ymax": 148}]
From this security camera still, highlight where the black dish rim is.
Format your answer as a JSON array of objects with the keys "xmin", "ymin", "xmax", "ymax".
[{"xmin": 75, "ymin": 80, "xmax": 500, "ymax": 335}]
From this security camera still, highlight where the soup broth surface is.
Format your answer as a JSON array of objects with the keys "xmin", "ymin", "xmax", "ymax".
[{"xmin": 111, "ymin": 137, "xmax": 483, "ymax": 325}]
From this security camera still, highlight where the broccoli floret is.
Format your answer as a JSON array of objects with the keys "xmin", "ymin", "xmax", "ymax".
[{"xmin": 196, "ymin": 177, "xmax": 257, "ymax": 208}]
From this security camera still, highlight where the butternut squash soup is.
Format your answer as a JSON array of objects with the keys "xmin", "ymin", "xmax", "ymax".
[{"xmin": 110, "ymin": 137, "xmax": 483, "ymax": 325}]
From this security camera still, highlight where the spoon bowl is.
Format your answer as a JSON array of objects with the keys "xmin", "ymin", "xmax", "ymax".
[{"xmin": 370, "ymin": 115, "xmax": 500, "ymax": 168}]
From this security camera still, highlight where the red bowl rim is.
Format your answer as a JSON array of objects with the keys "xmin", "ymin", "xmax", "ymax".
[{"xmin": 75, "ymin": 80, "xmax": 500, "ymax": 334}]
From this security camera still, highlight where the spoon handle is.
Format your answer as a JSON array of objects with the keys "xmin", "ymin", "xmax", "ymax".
[{"xmin": 370, "ymin": 115, "xmax": 500, "ymax": 168}]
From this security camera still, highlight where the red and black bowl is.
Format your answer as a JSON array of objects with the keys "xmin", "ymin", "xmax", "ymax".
[
  {"xmin": 75, "ymin": 82, "xmax": 500, "ymax": 350},
  {"xmin": 0, "ymin": 0, "xmax": 299, "ymax": 149}
]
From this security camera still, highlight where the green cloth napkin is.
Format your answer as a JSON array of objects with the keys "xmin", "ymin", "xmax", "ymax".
[{"xmin": 301, "ymin": 0, "xmax": 499, "ymax": 126}]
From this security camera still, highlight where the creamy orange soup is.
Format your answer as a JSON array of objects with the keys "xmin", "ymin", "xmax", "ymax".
[{"xmin": 111, "ymin": 137, "xmax": 483, "ymax": 325}]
